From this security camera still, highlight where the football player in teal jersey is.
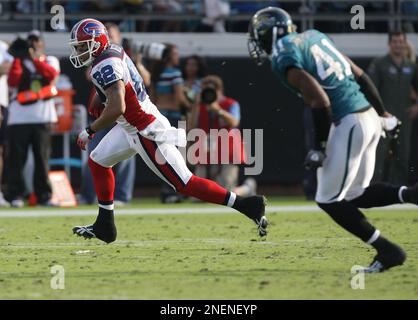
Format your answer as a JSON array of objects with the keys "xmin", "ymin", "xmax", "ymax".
[{"xmin": 248, "ymin": 7, "xmax": 418, "ymax": 272}]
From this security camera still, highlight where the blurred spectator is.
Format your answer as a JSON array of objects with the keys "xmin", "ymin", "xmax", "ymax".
[
  {"xmin": 200, "ymin": 0, "xmax": 230, "ymax": 32},
  {"xmin": 405, "ymin": 38, "xmax": 418, "ymax": 183},
  {"xmin": 405, "ymin": 39, "xmax": 416, "ymax": 64},
  {"xmin": 5, "ymin": 31, "xmax": 60, "ymax": 207},
  {"xmin": 15, "ymin": 0, "xmax": 31, "ymax": 13},
  {"xmin": 182, "ymin": 56, "xmax": 207, "ymax": 106},
  {"xmin": 230, "ymin": 1, "xmax": 280, "ymax": 32},
  {"xmin": 183, "ymin": 0, "xmax": 203, "ymax": 32},
  {"xmin": 402, "ymin": 1, "xmax": 418, "ymax": 32},
  {"xmin": 122, "ymin": 0, "xmax": 151, "ymax": 32},
  {"xmin": 78, "ymin": 22, "xmax": 147, "ymax": 206},
  {"xmin": 369, "ymin": 30, "xmax": 418, "ymax": 185},
  {"xmin": 0, "ymin": 40, "xmax": 13, "ymax": 207},
  {"xmin": 181, "ymin": 55, "xmax": 207, "ymax": 131},
  {"xmin": 153, "ymin": 0, "xmax": 184, "ymax": 32},
  {"xmin": 190, "ymin": 75, "xmax": 256, "ymax": 196},
  {"xmin": 95, "ymin": 0, "xmax": 119, "ymax": 12},
  {"xmin": 231, "ymin": 1, "xmax": 272, "ymax": 13},
  {"xmin": 150, "ymin": 43, "xmax": 191, "ymax": 202}
]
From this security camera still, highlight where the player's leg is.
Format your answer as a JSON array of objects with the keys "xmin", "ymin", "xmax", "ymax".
[
  {"xmin": 73, "ymin": 125, "xmax": 137, "ymax": 243},
  {"xmin": 135, "ymin": 134, "xmax": 268, "ymax": 236},
  {"xmin": 347, "ymin": 112, "xmax": 414, "ymax": 208},
  {"xmin": 316, "ymin": 119, "xmax": 375, "ymax": 243},
  {"xmin": 350, "ymin": 180, "xmax": 418, "ymax": 208},
  {"xmin": 341, "ymin": 110, "xmax": 407, "ymax": 272},
  {"xmin": 315, "ymin": 113, "xmax": 405, "ymax": 271}
]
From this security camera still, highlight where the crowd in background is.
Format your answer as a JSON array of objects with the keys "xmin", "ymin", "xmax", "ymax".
[{"xmin": 1, "ymin": 0, "xmax": 417, "ymax": 33}]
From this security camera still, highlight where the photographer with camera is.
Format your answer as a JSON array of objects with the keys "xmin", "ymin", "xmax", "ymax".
[
  {"xmin": 190, "ymin": 75, "xmax": 256, "ymax": 196},
  {"xmin": 5, "ymin": 30, "xmax": 60, "ymax": 207}
]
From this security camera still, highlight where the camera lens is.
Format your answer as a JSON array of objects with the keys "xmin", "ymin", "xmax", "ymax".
[{"xmin": 201, "ymin": 87, "xmax": 217, "ymax": 104}]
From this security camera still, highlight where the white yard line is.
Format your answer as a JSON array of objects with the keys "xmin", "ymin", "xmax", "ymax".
[
  {"xmin": 0, "ymin": 204, "xmax": 415, "ymax": 218},
  {"xmin": 0, "ymin": 237, "xmax": 354, "ymax": 249}
]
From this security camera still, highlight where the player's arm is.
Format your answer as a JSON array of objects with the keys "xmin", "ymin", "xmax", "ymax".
[
  {"xmin": 90, "ymin": 80, "xmax": 126, "ymax": 133},
  {"xmin": 286, "ymin": 67, "xmax": 331, "ymax": 169},
  {"xmin": 77, "ymin": 80, "xmax": 126, "ymax": 150},
  {"xmin": 344, "ymin": 55, "xmax": 388, "ymax": 117},
  {"xmin": 286, "ymin": 67, "xmax": 331, "ymax": 150}
]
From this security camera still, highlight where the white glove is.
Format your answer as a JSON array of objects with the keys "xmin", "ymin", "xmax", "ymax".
[
  {"xmin": 77, "ymin": 127, "xmax": 95, "ymax": 150},
  {"xmin": 380, "ymin": 116, "xmax": 401, "ymax": 139}
]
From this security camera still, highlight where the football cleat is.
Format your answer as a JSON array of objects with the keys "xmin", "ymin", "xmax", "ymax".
[
  {"xmin": 362, "ymin": 243, "xmax": 406, "ymax": 273},
  {"xmin": 256, "ymin": 215, "xmax": 269, "ymax": 237},
  {"xmin": 236, "ymin": 195, "xmax": 268, "ymax": 237},
  {"xmin": 73, "ymin": 224, "xmax": 96, "ymax": 240},
  {"xmin": 73, "ymin": 221, "xmax": 117, "ymax": 243}
]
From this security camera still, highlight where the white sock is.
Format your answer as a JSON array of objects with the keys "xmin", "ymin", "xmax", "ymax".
[
  {"xmin": 227, "ymin": 192, "xmax": 237, "ymax": 207},
  {"xmin": 99, "ymin": 202, "xmax": 114, "ymax": 211},
  {"xmin": 367, "ymin": 229, "xmax": 381, "ymax": 245},
  {"xmin": 398, "ymin": 186, "xmax": 407, "ymax": 203}
]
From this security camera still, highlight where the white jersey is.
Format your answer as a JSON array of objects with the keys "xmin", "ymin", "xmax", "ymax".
[{"xmin": 90, "ymin": 44, "xmax": 158, "ymax": 135}]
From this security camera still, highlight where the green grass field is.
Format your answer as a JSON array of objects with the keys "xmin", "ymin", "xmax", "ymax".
[{"xmin": 0, "ymin": 197, "xmax": 417, "ymax": 299}]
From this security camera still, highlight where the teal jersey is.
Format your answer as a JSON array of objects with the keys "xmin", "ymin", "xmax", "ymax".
[{"xmin": 271, "ymin": 29, "xmax": 369, "ymax": 121}]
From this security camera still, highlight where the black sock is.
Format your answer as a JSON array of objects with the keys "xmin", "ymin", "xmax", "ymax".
[
  {"xmin": 370, "ymin": 235, "xmax": 393, "ymax": 252},
  {"xmin": 94, "ymin": 202, "xmax": 117, "ymax": 243},
  {"xmin": 232, "ymin": 195, "xmax": 244, "ymax": 211},
  {"xmin": 317, "ymin": 200, "xmax": 376, "ymax": 242},
  {"xmin": 96, "ymin": 200, "xmax": 115, "ymax": 225},
  {"xmin": 350, "ymin": 183, "xmax": 401, "ymax": 208}
]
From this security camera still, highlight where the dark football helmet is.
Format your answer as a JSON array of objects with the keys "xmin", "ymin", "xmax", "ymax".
[{"xmin": 248, "ymin": 7, "xmax": 295, "ymax": 65}]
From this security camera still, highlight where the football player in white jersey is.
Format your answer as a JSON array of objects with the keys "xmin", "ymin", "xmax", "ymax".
[{"xmin": 69, "ymin": 19, "xmax": 268, "ymax": 243}]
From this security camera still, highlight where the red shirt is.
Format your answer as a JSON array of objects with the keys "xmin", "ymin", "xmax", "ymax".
[{"xmin": 193, "ymin": 97, "xmax": 246, "ymax": 165}]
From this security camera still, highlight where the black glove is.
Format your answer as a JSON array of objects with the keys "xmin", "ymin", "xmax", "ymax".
[{"xmin": 304, "ymin": 149, "xmax": 326, "ymax": 170}]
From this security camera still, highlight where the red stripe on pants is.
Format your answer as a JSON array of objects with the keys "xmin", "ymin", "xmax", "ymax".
[{"xmin": 140, "ymin": 136, "xmax": 185, "ymax": 190}]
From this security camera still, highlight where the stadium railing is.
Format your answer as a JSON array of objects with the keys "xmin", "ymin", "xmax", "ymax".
[{"xmin": 0, "ymin": 0, "xmax": 417, "ymax": 33}]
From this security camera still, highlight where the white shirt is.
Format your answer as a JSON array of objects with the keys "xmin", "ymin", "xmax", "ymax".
[
  {"xmin": 7, "ymin": 55, "xmax": 60, "ymax": 125},
  {"xmin": 0, "ymin": 40, "xmax": 13, "ymax": 107}
]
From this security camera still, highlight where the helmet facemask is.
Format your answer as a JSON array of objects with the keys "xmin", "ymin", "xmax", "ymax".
[
  {"xmin": 248, "ymin": 7, "xmax": 296, "ymax": 66},
  {"xmin": 247, "ymin": 23, "xmax": 271, "ymax": 66},
  {"xmin": 69, "ymin": 35, "xmax": 101, "ymax": 68}
]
